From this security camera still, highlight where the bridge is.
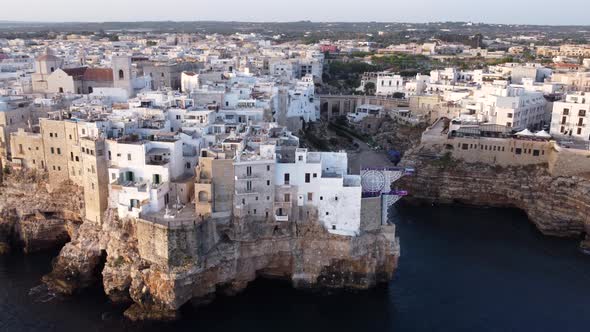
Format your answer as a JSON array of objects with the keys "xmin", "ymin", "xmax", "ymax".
[{"xmin": 318, "ymin": 94, "xmax": 410, "ymax": 120}]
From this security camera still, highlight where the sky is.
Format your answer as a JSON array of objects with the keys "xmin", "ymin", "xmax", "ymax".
[{"xmin": 1, "ymin": 0, "xmax": 589, "ymax": 25}]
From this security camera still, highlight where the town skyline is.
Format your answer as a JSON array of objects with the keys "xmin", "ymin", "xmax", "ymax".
[{"xmin": 2, "ymin": 0, "xmax": 589, "ymax": 26}]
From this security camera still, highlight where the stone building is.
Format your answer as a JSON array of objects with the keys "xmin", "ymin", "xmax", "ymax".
[
  {"xmin": 141, "ymin": 62, "xmax": 201, "ymax": 91},
  {"xmin": 46, "ymin": 67, "xmax": 114, "ymax": 94},
  {"xmin": 9, "ymin": 128, "xmax": 45, "ymax": 170},
  {"xmin": 31, "ymin": 52, "xmax": 64, "ymax": 93}
]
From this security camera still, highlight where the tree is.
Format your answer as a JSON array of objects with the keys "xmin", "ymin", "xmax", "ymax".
[
  {"xmin": 392, "ymin": 92, "xmax": 405, "ymax": 99},
  {"xmin": 364, "ymin": 82, "xmax": 376, "ymax": 96}
]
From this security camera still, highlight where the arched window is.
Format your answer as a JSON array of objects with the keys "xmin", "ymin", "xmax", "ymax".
[{"xmin": 118, "ymin": 69, "xmax": 124, "ymax": 80}]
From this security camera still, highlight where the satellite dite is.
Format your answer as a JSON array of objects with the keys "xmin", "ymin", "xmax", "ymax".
[{"xmin": 360, "ymin": 167, "xmax": 415, "ymax": 225}]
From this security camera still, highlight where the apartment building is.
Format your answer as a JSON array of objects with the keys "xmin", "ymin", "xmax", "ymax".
[{"xmin": 550, "ymin": 93, "xmax": 590, "ymax": 141}]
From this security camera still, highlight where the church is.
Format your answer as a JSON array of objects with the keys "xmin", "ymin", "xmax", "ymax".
[{"xmin": 32, "ymin": 51, "xmax": 137, "ymax": 98}]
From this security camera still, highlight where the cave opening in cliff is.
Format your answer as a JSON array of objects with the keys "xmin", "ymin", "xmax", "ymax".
[{"xmin": 93, "ymin": 249, "xmax": 108, "ymax": 286}]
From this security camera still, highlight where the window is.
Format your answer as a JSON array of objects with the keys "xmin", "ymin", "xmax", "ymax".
[
  {"xmin": 335, "ymin": 196, "xmax": 338, "ymax": 201},
  {"xmin": 515, "ymin": 148, "xmax": 522, "ymax": 155},
  {"xmin": 18, "ymin": 144, "xmax": 23, "ymax": 154},
  {"xmin": 284, "ymin": 194, "xmax": 290, "ymax": 202},
  {"xmin": 326, "ymin": 212, "xmax": 329, "ymax": 216},
  {"xmin": 49, "ymin": 133, "xmax": 53, "ymax": 138},
  {"xmin": 267, "ymin": 165, "xmax": 270, "ymax": 171},
  {"xmin": 462, "ymin": 144, "xmax": 469, "ymax": 150},
  {"xmin": 307, "ymin": 193, "xmax": 313, "ymax": 201},
  {"xmin": 320, "ymin": 196, "xmax": 323, "ymax": 200},
  {"xmin": 533, "ymin": 150, "xmax": 540, "ymax": 156},
  {"xmin": 246, "ymin": 166, "xmax": 252, "ymax": 176},
  {"xmin": 50, "ymin": 147, "xmax": 55, "ymax": 154},
  {"xmin": 578, "ymin": 128, "xmax": 582, "ymax": 135},
  {"xmin": 507, "ymin": 113, "xmax": 513, "ymax": 118},
  {"xmin": 563, "ymin": 108, "xmax": 570, "ymax": 116},
  {"xmin": 579, "ymin": 110, "xmax": 586, "ymax": 117},
  {"xmin": 267, "ymin": 180, "xmax": 270, "ymax": 186},
  {"xmin": 246, "ymin": 181, "xmax": 252, "ymax": 192},
  {"xmin": 284, "ymin": 173, "xmax": 290, "ymax": 185},
  {"xmin": 75, "ymin": 156, "xmax": 79, "ymax": 162},
  {"xmin": 332, "ymin": 225, "xmax": 336, "ymax": 230},
  {"xmin": 127, "ymin": 153, "xmax": 131, "ymax": 161},
  {"xmin": 313, "ymin": 173, "xmax": 317, "ymax": 178},
  {"xmin": 305, "ymin": 173, "xmax": 311, "ymax": 183},
  {"xmin": 118, "ymin": 69, "xmax": 125, "ymax": 80}
]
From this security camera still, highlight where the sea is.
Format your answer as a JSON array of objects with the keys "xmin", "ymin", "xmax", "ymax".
[{"xmin": 1, "ymin": 205, "xmax": 589, "ymax": 332}]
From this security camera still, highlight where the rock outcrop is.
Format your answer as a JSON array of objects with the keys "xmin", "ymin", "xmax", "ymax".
[
  {"xmin": 42, "ymin": 207, "xmax": 399, "ymax": 320},
  {"xmin": 399, "ymin": 146, "xmax": 590, "ymax": 252},
  {"xmin": 0, "ymin": 170, "xmax": 84, "ymax": 254}
]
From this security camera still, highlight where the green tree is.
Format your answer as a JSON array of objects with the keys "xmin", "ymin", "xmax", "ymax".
[{"xmin": 364, "ymin": 82, "xmax": 376, "ymax": 95}]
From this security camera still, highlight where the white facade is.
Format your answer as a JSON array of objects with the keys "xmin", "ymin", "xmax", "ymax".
[
  {"xmin": 550, "ymin": 93, "xmax": 590, "ymax": 141},
  {"xmin": 376, "ymin": 73, "xmax": 404, "ymax": 96},
  {"xmin": 275, "ymin": 149, "xmax": 362, "ymax": 236},
  {"xmin": 181, "ymin": 72, "xmax": 200, "ymax": 93}
]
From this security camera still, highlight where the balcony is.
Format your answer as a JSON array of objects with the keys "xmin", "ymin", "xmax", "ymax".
[
  {"xmin": 275, "ymin": 215, "xmax": 289, "ymax": 222},
  {"xmin": 236, "ymin": 173, "xmax": 262, "ymax": 180},
  {"xmin": 235, "ymin": 189, "xmax": 258, "ymax": 196}
]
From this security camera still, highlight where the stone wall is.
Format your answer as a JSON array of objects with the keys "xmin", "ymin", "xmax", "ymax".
[
  {"xmin": 360, "ymin": 196, "xmax": 382, "ymax": 232},
  {"xmin": 400, "ymin": 146, "xmax": 590, "ymax": 251}
]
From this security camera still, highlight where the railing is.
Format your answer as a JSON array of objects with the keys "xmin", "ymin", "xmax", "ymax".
[{"xmin": 275, "ymin": 215, "xmax": 289, "ymax": 222}]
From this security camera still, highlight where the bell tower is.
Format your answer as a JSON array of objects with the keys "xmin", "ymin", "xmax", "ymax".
[{"xmin": 112, "ymin": 55, "xmax": 134, "ymax": 97}]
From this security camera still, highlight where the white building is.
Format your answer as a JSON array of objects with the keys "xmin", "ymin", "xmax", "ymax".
[
  {"xmin": 550, "ymin": 93, "xmax": 590, "ymax": 141},
  {"xmin": 181, "ymin": 72, "xmax": 200, "ymax": 93},
  {"xmin": 275, "ymin": 148, "xmax": 362, "ymax": 236},
  {"xmin": 470, "ymin": 84, "xmax": 547, "ymax": 130},
  {"xmin": 376, "ymin": 73, "xmax": 404, "ymax": 96}
]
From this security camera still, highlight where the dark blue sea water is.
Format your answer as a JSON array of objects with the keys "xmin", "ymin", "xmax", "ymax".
[{"xmin": 1, "ymin": 205, "xmax": 590, "ymax": 332}]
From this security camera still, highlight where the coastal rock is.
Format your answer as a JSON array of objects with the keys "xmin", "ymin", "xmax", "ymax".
[
  {"xmin": 0, "ymin": 171, "xmax": 84, "ymax": 254},
  {"xmin": 399, "ymin": 147, "xmax": 590, "ymax": 251},
  {"xmin": 44, "ymin": 208, "xmax": 399, "ymax": 320}
]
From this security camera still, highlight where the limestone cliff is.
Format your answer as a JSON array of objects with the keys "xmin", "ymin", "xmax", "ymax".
[
  {"xmin": 0, "ymin": 170, "xmax": 84, "ymax": 254},
  {"xmin": 43, "ymin": 209, "xmax": 399, "ymax": 320},
  {"xmin": 399, "ymin": 146, "xmax": 590, "ymax": 252}
]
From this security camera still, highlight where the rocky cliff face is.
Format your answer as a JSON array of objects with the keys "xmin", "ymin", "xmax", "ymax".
[
  {"xmin": 43, "ymin": 209, "xmax": 399, "ymax": 320},
  {"xmin": 399, "ymin": 146, "xmax": 590, "ymax": 252},
  {"xmin": 0, "ymin": 170, "xmax": 84, "ymax": 254}
]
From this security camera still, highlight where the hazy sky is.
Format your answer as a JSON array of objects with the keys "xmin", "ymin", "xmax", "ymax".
[{"xmin": 1, "ymin": 0, "xmax": 588, "ymax": 25}]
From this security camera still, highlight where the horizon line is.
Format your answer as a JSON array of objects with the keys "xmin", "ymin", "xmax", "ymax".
[{"xmin": 1, "ymin": 20, "xmax": 590, "ymax": 28}]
